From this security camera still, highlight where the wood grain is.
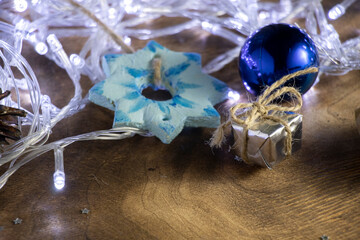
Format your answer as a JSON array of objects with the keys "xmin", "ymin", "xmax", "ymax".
[{"xmin": 1, "ymin": 1, "xmax": 360, "ymax": 239}]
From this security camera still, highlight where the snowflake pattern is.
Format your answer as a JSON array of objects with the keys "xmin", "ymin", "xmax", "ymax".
[{"xmin": 89, "ymin": 41, "xmax": 229, "ymax": 143}]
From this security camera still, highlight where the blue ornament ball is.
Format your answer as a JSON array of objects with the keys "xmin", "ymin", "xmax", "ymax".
[{"xmin": 238, "ymin": 23, "xmax": 319, "ymax": 96}]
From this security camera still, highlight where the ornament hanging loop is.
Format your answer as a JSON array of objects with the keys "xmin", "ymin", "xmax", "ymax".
[
  {"xmin": 66, "ymin": 0, "xmax": 135, "ymax": 54},
  {"xmin": 152, "ymin": 57, "xmax": 163, "ymax": 87}
]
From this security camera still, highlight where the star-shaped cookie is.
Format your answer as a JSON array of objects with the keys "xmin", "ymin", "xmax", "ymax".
[{"xmin": 89, "ymin": 41, "xmax": 228, "ymax": 143}]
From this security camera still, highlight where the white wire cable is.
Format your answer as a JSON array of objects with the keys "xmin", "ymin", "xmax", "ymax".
[{"xmin": 0, "ymin": 0, "xmax": 359, "ymax": 190}]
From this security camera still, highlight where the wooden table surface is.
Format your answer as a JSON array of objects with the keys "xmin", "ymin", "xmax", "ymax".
[{"xmin": 1, "ymin": 1, "xmax": 360, "ymax": 239}]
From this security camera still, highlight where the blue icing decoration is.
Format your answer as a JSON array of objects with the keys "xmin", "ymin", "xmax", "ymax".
[
  {"xmin": 128, "ymin": 97, "xmax": 149, "ymax": 113},
  {"xmin": 139, "ymin": 83, "xmax": 149, "ymax": 90},
  {"xmin": 115, "ymin": 109, "xmax": 130, "ymax": 123},
  {"xmin": 90, "ymin": 81, "xmax": 105, "ymax": 95},
  {"xmin": 171, "ymin": 95, "xmax": 194, "ymax": 108},
  {"xmin": 88, "ymin": 40, "xmax": 229, "ymax": 144},
  {"xmin": 212, "ymin": 79, "xmax": 228, "ymax": 92},
  {"xmin": 104, "ymin": 54, "xmax": 120, "ymax": 62},
  {"xmin": 176, "ymin": 82, "xmax": 201, "ymax": 90},
  {"xmin": 126, "ymin": 67, "xmax": 149, "ymax": 78},
  {"xmin": 157, "ymin": 102, "xmax": 171, "ymax": 115},
  {"xmin": 165, "ymin": 62, "xmax": 190, "ymax": 77},
  {"xmin": 124, "ymin": 91, "xmax": 140, "ymax": 100},
  {"xmin": 120, "ymin": 82, "xmax": 138, "ymax": 89},
  {"xmin": 203, "ymin": 106, "xmax": 219, "ymax": 117},
  {"xmin": 159, "ymin": 122, "xmax": 176, "ymax": 135},
  {"xmin": 146, "ymin": 40, "xmax": 164, "ymax": 52},
  {"xmin": 184, "ymin": 53, "xmax": 201, "ymax": 64}
]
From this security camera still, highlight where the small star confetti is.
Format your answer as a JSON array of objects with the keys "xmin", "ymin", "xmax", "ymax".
[
  {"xmin": 320, "ymin": 235, "xmax": 329, "ymax": 240},
  {"xmin": 81, "ymin": 208, "xmax": 90, "ymax": 214},
  {"xmin": 13, "ymin": 218, "xmax": 22, "ymax": 224}
]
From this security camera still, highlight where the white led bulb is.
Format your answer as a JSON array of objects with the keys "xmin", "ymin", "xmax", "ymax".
[
  {"xmin": 35, "ymin": 42, "xmax": 48, "ymax": 55},
  {"xmin": 70, "ymin": 54, "xmax": 85, "ymax": 69},
  {"xmin": 53, "ymin": 147, "xmax": 65, "ymax": 190},
  {"xmin": 14, "ymin": 0, "xmax": 28, "ymax": 12},
  {"xmin": 46, "ymin": 34, "xmax": 62, "ymax": 52}
]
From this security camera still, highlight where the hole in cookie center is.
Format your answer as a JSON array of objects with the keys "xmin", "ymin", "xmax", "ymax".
[{"xmin": 141, "ymin": 86, "xmax": 172, "ymax": 101}]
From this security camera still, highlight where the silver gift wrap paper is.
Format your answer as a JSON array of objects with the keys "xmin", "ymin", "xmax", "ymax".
[{"xmin": 232, "ymin": 113, "xmax": 303, "ymax": 169}]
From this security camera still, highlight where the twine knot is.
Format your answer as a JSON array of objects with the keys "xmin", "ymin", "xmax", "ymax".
[
  {"xmin": 210, "ymin": 67, "xmax": 319, "ymax": 164},
  {"xmin": 252, "ymin": 102, "xmax": 268, "ymax": 116}
]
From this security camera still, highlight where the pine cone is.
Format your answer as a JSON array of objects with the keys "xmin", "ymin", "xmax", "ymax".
[{"xmin": 0, "ymin": 90, "xmax": 27, "ymax": 145}]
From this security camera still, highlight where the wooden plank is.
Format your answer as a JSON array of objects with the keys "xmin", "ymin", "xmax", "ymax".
[{"xmin": 1, "ymin": 1, "xmax": 360, "ymax": 239}]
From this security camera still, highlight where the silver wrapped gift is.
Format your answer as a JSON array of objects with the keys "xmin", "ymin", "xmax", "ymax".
[{"xmin": 231, "ymin": 113, "xmax": 302, "ymax": 169}]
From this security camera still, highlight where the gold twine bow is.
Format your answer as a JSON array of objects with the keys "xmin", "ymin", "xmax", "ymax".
[{"xmin": 210, "ymin": 67, "xmax": 318, "ymax": 164}]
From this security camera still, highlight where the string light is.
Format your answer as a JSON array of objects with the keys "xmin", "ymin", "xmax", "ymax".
[
  {"xmin": 31, "ymin": 0, "xmax": 39, "ymax": 5},
  {"xmin": 70, "ymin": 54, "xmax": 85, "ymax": 69},
  {"xmin": 13, "ymin": 0, "xmax": 28, "ymax": 12},
  {"xmin": 123, "ymin": 36, "xmax": 131, "ymax": 46},
  {"xmin": 35, "ymin": 42, "xmax": 48, "ymax": 55},
  {"xmin": 0, "ymin": 0, "xmax": 359, "ymax": 191},
  {"xmin": 328, "ymin": 0, "xmax": 356, "ymax": 20},
  {"xmin": 227, "ymin": 90, "xmax": 240, "ymax": 102},
  {"xmin": 108, "ymin": 8, "xmax": 117, "ymax": 19},
  {"xmin": 53, "ymin": 147, "xmax": 65, "ymax": 190},
  {"xmin": 46, "ymin": 34, "xmax": 62, "ymax": 52}
]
